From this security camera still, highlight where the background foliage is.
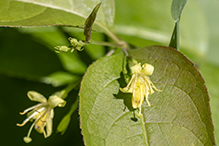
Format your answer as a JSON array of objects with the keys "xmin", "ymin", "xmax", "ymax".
[{"xmin": 0, "ymin": 0, "xmax": 218, "ymax": 145}]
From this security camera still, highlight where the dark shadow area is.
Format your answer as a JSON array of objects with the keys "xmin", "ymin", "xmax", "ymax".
[
  {"xmin": 114, "ymin": 72, "xmax": 138, "ymax": 122},
  {"xmin": 0, "ymin": 28, "xmax": 65, "ymax": 79}
]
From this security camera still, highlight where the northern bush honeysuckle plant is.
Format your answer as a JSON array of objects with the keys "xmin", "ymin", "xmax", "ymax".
[{"xmin": 0, "ymin": 0, "xmax": 215, "ymax": 145}]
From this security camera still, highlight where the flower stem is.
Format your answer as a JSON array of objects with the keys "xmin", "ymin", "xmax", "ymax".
[
  {"xmin": 55, "ymin": 79, "xmax": 81, "ymax": 99},
  {"xmin": 68, "ymin": 96, "xmax": 79, "ymax": 115},
  {"xmin": 90, "ymin": 40, "xmax": 119, "ymax": 48},
  {"xmin": 97, "ymin": 23, "xmax": 129, "ymax": 55}
]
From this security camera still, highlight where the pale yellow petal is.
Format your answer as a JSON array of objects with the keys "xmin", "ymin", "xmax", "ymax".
[
  {"xmin": 46, "ymin": 109, "xmax": 54, "ymax": 137},
  {"xmin": 132, "ymin": 77, "xmax": 145, "ymax": 108},
  {"xmin": 131, "ymin": 63, "xmax": 142, "ymax": 74},
  {"xmin": 27, "ymin": 91, "xmax": 47, "ymax": 103},
  {"xmin": 142, "ymin": 63, "xmax": 154, "ymax": 75},
  {"xmin": 47, "ymin": 95, "xmax": 66, "ymax": 108}
]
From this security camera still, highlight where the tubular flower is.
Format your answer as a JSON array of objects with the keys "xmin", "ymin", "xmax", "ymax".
[
  {"xmin": 120, "ymin": 63, "xmax": 162, "ymax": 114},
  {"xmin": 17, "ymin": 91, "xmax": 66, "ymax": 143}
]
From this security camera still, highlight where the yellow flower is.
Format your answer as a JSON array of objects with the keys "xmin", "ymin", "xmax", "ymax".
[
  {"xmin": 17, "ymin": 91, "xmax": 66, "ymax": 143},
  {"xmin": 120, "ymin": 63, "xmax": 161, "ymax": 114}
]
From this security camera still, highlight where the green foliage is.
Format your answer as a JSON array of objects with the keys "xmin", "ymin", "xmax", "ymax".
[
  {"xmin": 79, "ymin": 46, "xmax": 215, "ymax": 145},
  {"xmin": 0, "ymin": 0, "xmax": 218, "ymax": 145},
  {"xmin": 0, "ymin": 0, "xmax": 115, "ymax": 35},
  {"xmin": 129, "ymin": 46, "xmax": 215, "ymax": 145}
]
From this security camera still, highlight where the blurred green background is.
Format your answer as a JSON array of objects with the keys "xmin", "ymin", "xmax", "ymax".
[{"xmin": 0, "ymin": 0, "xmax": 218, "ymax": 145}]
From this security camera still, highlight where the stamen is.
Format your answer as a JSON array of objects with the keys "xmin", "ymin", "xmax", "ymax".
[
  {"xmin": 19, "ymin": 103, "xmax": 43, "ymax": 115},
  {"xmin": 43, "ymin": 130, "xmax": 47, "ymax": 138},
  {"xmin": 17, "ymin": 118, "xmax": 29, "ymax": 127},
  {"xmin": 126, "ymin": 74, "xmax": 135, "ymax": 89},
  {"xmin": 17, "ymin": 106, "xmax": 46, "ymax": 127},
  {"xmin": 139, "ymin": 106, "xmax": 142, "ymax": 114},
  {"xmin": 25, "ymin": 108, "xmax": 46, "ymax": 141},
  {"xmin": 139, "ymin": 84, "xmax": 143, "ymax": 114},
  {"xmin": 151, "ymin": 83, "xmax": 162, "ymax": 92},
  {"xmin": 145, "ymin": 91, "xmax": 151, "ymax": 107}
]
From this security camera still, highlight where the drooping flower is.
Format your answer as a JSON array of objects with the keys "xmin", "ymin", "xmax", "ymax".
[
  {"xmin": 17, "ymin": 91, "xmax": 66, "ymax": 143},
  {"xmin": 120, "ymin": 62, "xmax": 161, "ymax": 114}
]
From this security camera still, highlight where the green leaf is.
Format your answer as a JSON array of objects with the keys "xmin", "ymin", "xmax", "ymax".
[
  {"xmin": 79, "ymin": 51, "xmax": 124, "ymax": 145},
  {"xmin": 84, "ymin": 2, "xmax": 101, "ymax": 41},
  {"xmin": 171, "ymin": 0, "xmax": 187, "ymax": 21},
  {"xmin": 0, "ymin": 0, "xmax": 115, "ymax": 32},
  {"xmin": 79, "ymin": 46, "xmax": 215, "ymax": 145}
]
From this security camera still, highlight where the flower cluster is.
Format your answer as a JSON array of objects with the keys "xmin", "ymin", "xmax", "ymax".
[
  {"xmin": 17, "ymin": 91, "xmax": 66, "ymax": 143},
  {"xmin": 120, "ymin": 62, "xmax": 161, "ymax": 114},
  {"xmin": 55, "ymin": 37, "xmax": 86, "ymax": 53}
]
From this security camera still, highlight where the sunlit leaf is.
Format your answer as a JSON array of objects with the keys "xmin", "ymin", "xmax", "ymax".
[
  {"xmin": 79, "ymin": 51, "xmax": 124, "ymax": 145},
  {"xmin": 79, "ymin": 46, "xmax": 215, "ymax": 145},
  {"xmin": 0, "ymin": 0, "xmax": 115, "ymax": 32}
]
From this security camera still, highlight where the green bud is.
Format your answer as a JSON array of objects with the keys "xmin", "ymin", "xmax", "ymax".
[
  {"xmin": 57, "ymin": 114, "xmax": 71, "ymax": 135},
  {"xmin": 70, "ymin": 48, "xmax": 75, "ymax": 52},
  {"xmin": 55, "ymin": 46, "xmax": 70, "ymax": 53},
  {"xmin": 68, "ymin": 37, "xmax": 78, "ymax": 47}
]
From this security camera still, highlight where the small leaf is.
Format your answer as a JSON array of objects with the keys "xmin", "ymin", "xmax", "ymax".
[
  {"xmin": 79, "ymin": 46, "xmax": 215, "ymax": 145},
  {"xmin": 84, "ymin": 2, "xmax": 101, "ymax": 41},
  {"xmin": 171, "ymin": 0, "xmax": 187, "ymax": 21}
]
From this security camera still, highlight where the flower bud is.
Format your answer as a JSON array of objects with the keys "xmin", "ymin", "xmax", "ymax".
[{"xmin": 57, "ymin": 115, "xmax": 71, "ymax": 135}]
